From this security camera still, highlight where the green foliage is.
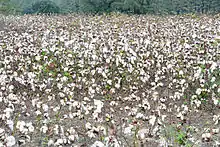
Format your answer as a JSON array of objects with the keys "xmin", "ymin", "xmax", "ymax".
[
  {"xmin": 1, "ymin": 0, "xmax": 220, "ymax": 15},
  {"xmin": 24, "ymin": 0, "xmax": 60, "ymax": 14},
  {"xmin": 0, "ymin": 0, "xmax": 22, "ymax": 14},
  {"xmin": 161, "ymin": 124, "xmax": 193, "ymax": 146}
]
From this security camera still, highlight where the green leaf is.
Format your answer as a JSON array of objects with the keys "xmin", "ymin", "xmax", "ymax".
[
  {"xmin": 64, "ymin": 71, "xmax": 70, "ymax": 77},
  {"xmin": 41, "ymin": 51, "xmax": 46, "ymax": 56}
]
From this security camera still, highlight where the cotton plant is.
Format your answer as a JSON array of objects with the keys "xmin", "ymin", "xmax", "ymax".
[{"xmin": 0, "ymin": 13, "xmax": 219, "ymax": 146}]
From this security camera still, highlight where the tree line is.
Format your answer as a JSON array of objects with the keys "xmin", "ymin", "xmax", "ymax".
[{"xmin": 0, "ymin": 0, "xmax": 220, "ymax": 15}]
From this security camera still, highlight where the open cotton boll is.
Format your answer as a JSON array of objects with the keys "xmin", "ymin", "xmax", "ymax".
[
  {"xmin": 7, "ymin": 120, "xmax": 14, "ymax": 131},
  {"xmin": 91, "ymin": 141, "xmax": 105, "ymax": 147},
  {"xmin": 149, "ymin": 115, "xmax": 157, "ymax": 126},
  {"xmin": 6, "ymin": 136, "xmax": 16, "ymax": 147},
  {"xmin": 94, "ymin": 99, "xmax": 104, "ymax": 113}
]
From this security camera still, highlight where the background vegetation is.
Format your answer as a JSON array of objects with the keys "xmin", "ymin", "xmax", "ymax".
[{"xmin": 0, "ymin": 0, "xmax": 219, "ymax": 15}]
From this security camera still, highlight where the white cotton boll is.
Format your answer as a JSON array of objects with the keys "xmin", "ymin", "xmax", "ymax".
[
  {"xmin": 0, "ymin": 87, "xmax": 5, "ymax": 91},
  {"xmin": 87, "ymin": 130, "xmax": 96, "ymax": 138},
  {"xmin": 59, "ymin": 92, "xmax": 65, "ymax": 98},
  {"xmin": 16, "ymin": 121, "xmax": 25, "ymax": 132},
  {"xmin": 103, "ymin": 47, "xmax": 108, "ymax": 53},
  {"xmin": 179, "ymin": 70, "xmax": 184, "ymax": 75},
  {"xmin": 91, "ymin": 141, "xmax": 105, "ymax": 147},
  {"xmin": 55, "ymin": 139, "xmax": 63, "ymax": 146},
  {"xmin": 177, "ymin": 113, "xmax": 184, "ymax": 120},
  {"xmin": 212, "ymin": 84, "xmax": 217, "ymax": 89},
  {"xmin": 94, "ymin": 99, "xmax": 104, "ymax": 113},
  {"xmin": 155, "ymin": 77, "xmax": 160, "ymax": 82},
  {"xmin": 61, "ymin": 76, "xmax": 68, "ymax": 82},
  {"xmin": 6, "ymin": 136, "xmax": 16, "ymax": 147},
  {"xmin": 91, "ymin": 70, "xmax": 96, "ymax": 75},
  {"xmin": 57, "ymin": 83, "xmax": 63, "ymax": 90},
  {"xmin": 93, "ymin": 112, "xmax": 99, "ymax": 120},
  {"xmin": 67, "ymin": 54, "xmax": 72, "ymax": 58},
  {"xmin": 116, "ymin": 57, "xmax": 119, "ymax": 66},
  {"xmin": 196, "ymin": 88, "xmax": 202, "ymax": 95},
  {"xmin": 211, "ymin": 77, "xmax": 216, "ymax": 83},
  {"xmin": 217, "ymin": 88, "xmax": 220, "ymax": 93},
  {"xmin": 54, "ymin": 125, "xmax": 59, "ymax": 135},
  {"xmin": 68, "ymin": 135, "xmax": 75, "ymax": 142},
  {"xmin": 194, "ymin": 99, "xmax": 201, "ymax": 107},
  {"xmin": 149, "ymin": 115, "xmax": 156, "ymax": 126},
  {"xmin": 35, "ymin": 56, "xmax": 41, "ymax": 61},
  {"xmin": 106, "ymin": 58, "xmax": 110, "ymax": 63},
  {"xmin": 107, "ymin": 80, "xmax": 112, "ymax": 85},
  {"xmin": 180, "ymin": 79, "xmax": 186, "ymax": 85},
  {"xmin": 136, "ymin": 113, "xmax": 144, "ymax": 119},
  {"xmin": 184, "ymin": 43, "xmax": 190, "ymax": 49},
  {"xmin": 4, "ymin": 108, "xmax": 13, "ymax": 119},
  {"xmin": 7, "ymin": 120, "xmax": 14, "ymax": 131},
  {"xmin": 89, "ymin": 87, "xmax": 95, "ymax": 94},
  {"xmin": 124, "ymin": 125, "xmax": 133, "ymax": 135},
  {"xmin": 213, "ymin": 98, "xmax": 219, "ymax": 105},
  {"xmin": 49, "ymin": 47, "xmax": 56, "ymax": 52},
  {"xmin": 145, "ymin": 39, "xmax": 151, "ymax": 45},
  {"xmin": 60, "ymin": 99, "xmax": 65, "ymax": 106},
  {"xmin": 194, "ymin": 69, "xmax": 201, "ymax": 78},
  {"xmin": 64, "ymin": 67, "xmax": 68, "ymax": 72},
  {"xmin": 152, "ymin": 91, "xmax": 159, "ymax": 101},
  {"xmin": 140, "ymin": 69, "xmax": 145, "ymax": 75},
  {"xmin": 42, "ymin": 104, "xmax": 49, "ymax": 112},
  {"xmin": 210, "ymin": 62, "xmax": 217, "ymax": 72},
  {"xmin": 202, "ymin": 133, "xmax": 212, "ymax": 140},
  {"xmin": 115, "ymin": 83, "xmax": 120, "ymax": 89},
  {"xmin": 48, "ymin": 139, "xmax": 54, "ymax": 146},
  {"xmin": 28, "ymin": 124, "xmax": 34, "ymax": 132},
  {"xmin": 8, "ymin": 85, "xmax": 14, "ymax": 91},
  {"xmin": 110, "ymin": 88, "xmax": 115, "ymax": 94},
  {"xmin": 0, "ymin": 128, "xmax": 4, "ymax": 135},
  {"xmin": 213, "ymin": 115, "xmax": 220, "ymax": 125},
  {"xmin": 8, "ymin": 93, "xmax": 18, "ymax": 101},
  {"xmin": 167, "ymin": 64, "xmax": 172, "ymax": 69},
  {"xmin": 212, "ymin": 128, "xmax": 219, "ymax": 134},
  {"xmin": 157, "ymin": 82, "xmax": 164, "ymax": 87},
  {"xmin": 85, "ymin": 122, "xmax": 92, "ymax": 130},
  {"xmin": 35, "ymin": 110, "xmax": 42, "ymax": 115},
  {"xmin": 40, "ymin": 126, "xmax": 48, "ymax": 133},
  {"xmin": 192, "ymin": 34, "xmax": 196, "ymax": 38},
  {"xmin": 138, "ymin": 129, "xmax": 149, "ymax": 140}
]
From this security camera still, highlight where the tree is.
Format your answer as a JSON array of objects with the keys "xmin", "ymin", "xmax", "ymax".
[
  {"xmin": 0, "ymin": 0, "xmax": 21, "ymax": 14},
  {"xmin": 23, "ymin": 0, "xmax": 60, "ymax": 14},
  {"xmin": 85, "ymin": 0, "xmax": 116, "ymax": 13}
]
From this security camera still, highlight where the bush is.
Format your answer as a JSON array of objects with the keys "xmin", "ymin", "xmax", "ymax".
[
  {"xmin": 0, "ymin": 0, "xmax": 22, "ymax": 15},
  {"xmin": 23, "ymin": 0, "xmax": 60, "ymax": 14}
]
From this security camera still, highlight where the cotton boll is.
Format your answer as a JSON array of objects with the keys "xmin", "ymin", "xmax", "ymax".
[
  {"xmin": 6, "ymin": 136, "xmax": 16, "ymax": 147},
  {"xmin": 48, "ymin": 139, "xmax": 54, "ymax": 146},
  {"xmin": 94, "ymin": 99, "xmax": 104, "ymax": 113},
  {"xmin": 91, "ymin": 141, "xmax": 105, "ymax": 147},
  {"xmin": 0, "ymin": 128, "xmax": 5, "ymax": 136},
  {"xmin": 68, "ymin": 135, "xmax": 75, "ymax": 142},
  {"xmin": 42, "ymin": 104, "xmax": 49, "ymax": 112},
  {"xmin": 40, "ymin": 126, "xmax": 48, "ymax": 134},
  {"xmin": 179, "ymin": 70, "xmax": 184, "ymax": 75},
  {"xmin": 149, "ymin": 115, "xmax": 156, "ymax": 126},
  {"xmin": 55, "ymin": 138, "xmax": 63, "ymax": 146},
  {"xmin": 35, "ymin": 56, "xmax": 41, "ymax": 61},
  {"xmin": 7, "ymin": 120, "xmax": 14, "ymax": 131},
  {"xmin": 124, "ymin": 125, "xmax": 133, "ymax": 135}
]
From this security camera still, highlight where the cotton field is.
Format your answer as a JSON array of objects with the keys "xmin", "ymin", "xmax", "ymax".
[{"xmin": 0, "ymin": 13, "xmax": 220, "ymax": 147}]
